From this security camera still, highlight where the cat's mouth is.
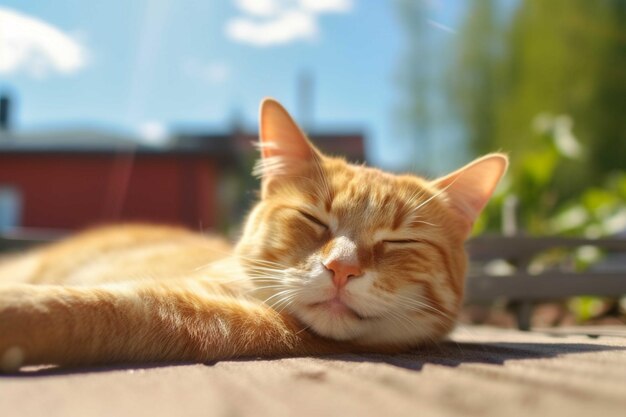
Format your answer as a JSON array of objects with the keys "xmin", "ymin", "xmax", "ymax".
[{"xmin": 308, "ymin": 298, "xmax": 368, "ymax": 321}]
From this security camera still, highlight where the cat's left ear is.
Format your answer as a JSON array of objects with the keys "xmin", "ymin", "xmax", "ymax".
[
  {"xmin": 431, "ymin": 153, "xmax": 508, "ymax": 233},
  {"xmin": 259, "ymin": 98, "xmax": 318, "ymax": 161},
  {"xmin": 256, "ymin": 98, "xmax": 321, "ymax": 196}
]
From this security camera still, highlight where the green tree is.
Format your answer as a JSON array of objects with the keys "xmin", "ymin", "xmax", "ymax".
[
  {"xmin": 394, "ymin": 0, "xmax": 441, "ymax": 174},
  {"xmin": 453, "ymin": 0, "xmax": 626, "ymax": 193},
  {"xmin": 450, "ymin": 0, "xmax": 503, "ymax": 155}
]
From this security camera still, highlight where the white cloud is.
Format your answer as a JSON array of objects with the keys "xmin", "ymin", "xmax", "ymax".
[
  {"xmin": 183, "ymin": 59, "xmax": 231, "ymax": 84},
  {"xmin": 0, "ymin": 7, "xmax": 88, "ymax": 78},
  {"xmin": 300, "ymin": 0, "xmax": 352, "ymax": 13},
  {"xmin": 227, "ymin": 10, "xmax": 316, "ymax": 46},
  {"xmin": 226, "ymin": 0, "xmax": 353, "ymax": 46},
  {"xmin": 137, "ymin": 121, "xmax": 169, "ymax": 146},
  {"xmin": 234, "ymin": 0, "xmax": 281, "ymax": 17}
]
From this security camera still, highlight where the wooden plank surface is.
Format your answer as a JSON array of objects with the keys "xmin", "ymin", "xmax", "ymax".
[
  {"xmin": 2, "ymin": 326, "xmax": 625, "ymax": 417},
  {"xmin": 466, "ymin": 235, "xmax": 626, "ymax": 261}
]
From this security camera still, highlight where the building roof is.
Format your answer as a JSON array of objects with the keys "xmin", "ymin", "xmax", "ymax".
[
  {"xmin": 0, "ymin": 127, "xmax": 367, "ymax": 162},
  {"xmin": 177, "ymin": 129, "xmax": 367, "ymax": 163},
  {"xmin": 0, "ymin": 128, "xmax": 232, "ymax": 157}
]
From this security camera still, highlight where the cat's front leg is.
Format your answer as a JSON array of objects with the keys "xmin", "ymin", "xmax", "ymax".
[
  {"xmin": 0, "ymin": 283, "xmax": 151, "ymax": 371},
  {"xmin": 0, "ymin": 281, "xmax": 347, "ymax": 371}
]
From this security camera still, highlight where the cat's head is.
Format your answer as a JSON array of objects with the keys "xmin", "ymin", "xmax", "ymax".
[{"xmin": 236, "ymin": 99, "xmax": 507, "ymax": 347}]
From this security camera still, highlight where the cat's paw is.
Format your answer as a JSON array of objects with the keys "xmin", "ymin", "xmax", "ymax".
[{"xmin": 0, "ymin": 284, "xmax": 43, "ymax": 372}]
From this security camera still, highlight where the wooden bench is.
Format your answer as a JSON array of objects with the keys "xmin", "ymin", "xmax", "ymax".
[
  {"xmin": 465, "ymin": 235, "xmax": 626, "ymax": 330},
  {"xmin": 0, "ymin": 228, "xmax": 65, "ymax": 252}
]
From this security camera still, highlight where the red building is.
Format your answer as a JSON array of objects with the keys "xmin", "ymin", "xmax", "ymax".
[{"xmin": 0, "ymin": 128, "xmax": 366, "ymax": 232}]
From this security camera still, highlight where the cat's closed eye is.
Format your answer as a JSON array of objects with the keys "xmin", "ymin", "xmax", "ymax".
[
  {"xmin": 382, "ymin": 239, "xmax": 422, "ymax": 244},
  {"xmin": 297, "ymin": 210, "xmax": 329, "ymax": 230}
]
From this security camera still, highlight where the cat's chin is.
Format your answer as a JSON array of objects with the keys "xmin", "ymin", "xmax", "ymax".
[
  {"xmin": 309, "ymin": 298, "xmax": 367, "ymax": 321},
  {"xmin": 290, "ymin": 302, "xmax": 370, "ymax": 341}
]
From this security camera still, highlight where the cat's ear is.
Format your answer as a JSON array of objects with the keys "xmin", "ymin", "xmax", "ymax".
[
  {"xmin": 432, "ymin": 153, "xmax": 508, "ymax": 233},
  {"xmin": 256, "ymin": 98, "xmax": 321, "ymax": 196},
  {"xmin": 258, "ymin": 98, "xmax": 319, "ymax": 161}
]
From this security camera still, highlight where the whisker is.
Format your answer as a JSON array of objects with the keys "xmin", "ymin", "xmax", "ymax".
[
  {"xmin": 408, "ymin": 169, "xmax": 464, "ymax": 216},
  {"xmin": 243, "ymin": 284, "xmax": 299, "ymax": 294},
  {"xmin": 274, "ymin": 296, "xmax": 300, "ymax": 314},
  {"xmin": 295, "ymin": 322, "xmax": 314, "ymax": 335},
  {"xmin": 393, "ymin": 293, "xmax": 453, "ymax": 316},
  {"xmin": 261, "ymin": 288, "xmax": 303, "ymax": 307}
]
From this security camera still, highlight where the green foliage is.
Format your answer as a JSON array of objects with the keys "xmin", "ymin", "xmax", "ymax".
[
  {"xmin": 447, "ymin": 0, "xmax": 626, "ymax": 237},
  {"xmin": 417, "ymin": 0, "xmax": 626, "ymax": 324},
  {"xmin": 476, "ymin": 120, "xmax": 626, "ymax": 323},
  {"xmin": 568, "ymin": 297, "xmax": 607, "ymax": 322},
  {"xmin": 451, "ymin": 0, "xmax": 626, "ymax": 193},
  {"xmin": 477, "ymin": 114, "xmax": 626, "ymax": 237},
  {"xmin": 550, "ymin": 174, "xmax": 626, "ymax": 237}
]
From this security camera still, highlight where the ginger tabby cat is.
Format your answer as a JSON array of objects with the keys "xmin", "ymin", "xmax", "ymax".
[{"xmin": 0, "ymin": 99, "xmax": 507, "ymax": 372}]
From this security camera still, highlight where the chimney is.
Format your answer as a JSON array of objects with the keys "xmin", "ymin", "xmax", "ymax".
[
  {"xmin": 0, "ymin": 94, "xmax": 10, "ymax": 131},
  {"xmin": 297, "ymin": 70, "xmax": 314, "ymax": 130}
]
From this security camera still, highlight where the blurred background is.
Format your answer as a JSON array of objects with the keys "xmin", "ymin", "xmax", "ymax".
[{"xmin": 1, "ymin": 0, "xmax": 625, "ymax": 327}]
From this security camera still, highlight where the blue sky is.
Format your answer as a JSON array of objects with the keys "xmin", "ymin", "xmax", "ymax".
[{"xmin": 0, "ymin": 0, "xmax": 465, "ymax": 172}]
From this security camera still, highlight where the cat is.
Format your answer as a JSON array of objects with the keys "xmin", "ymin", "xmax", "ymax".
[{"xmin": 0, "ymin": 98, "xmax": 507, "ymax": 372}]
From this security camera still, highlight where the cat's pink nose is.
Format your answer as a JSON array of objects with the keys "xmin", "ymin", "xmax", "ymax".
[{"xmin": 324, "ymin": 259, "xmax": 363, "ymax": 288}]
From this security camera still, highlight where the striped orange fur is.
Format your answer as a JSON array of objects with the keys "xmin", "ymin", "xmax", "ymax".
[{"xmin": 0, "ymin": 99, "xmax": 507, "ymax": 372}]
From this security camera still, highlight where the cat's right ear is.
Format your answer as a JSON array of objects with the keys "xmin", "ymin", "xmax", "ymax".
[{"xmin": 256, "ymin": 98, "xmax": 320, "ymax": 197}]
